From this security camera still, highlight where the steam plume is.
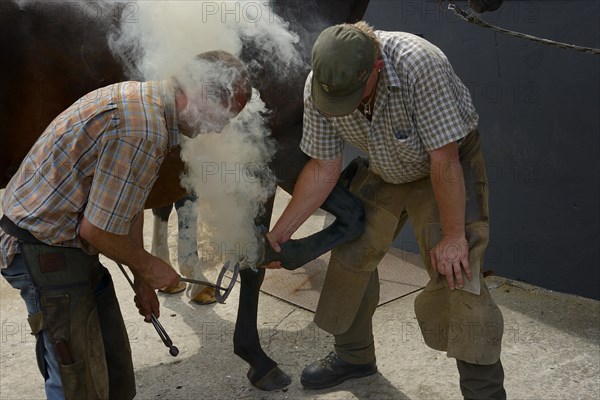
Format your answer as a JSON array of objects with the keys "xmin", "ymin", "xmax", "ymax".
[{"xmin": 107, "ymin": 1, "xmax": 303, "ymax": 271}]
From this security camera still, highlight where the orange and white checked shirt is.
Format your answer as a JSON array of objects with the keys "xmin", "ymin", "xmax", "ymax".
[{"xmin": 1, "ymin": 80, "xmax": 179, "ymax": 268}]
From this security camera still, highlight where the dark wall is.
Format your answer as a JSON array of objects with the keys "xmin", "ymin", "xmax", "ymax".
[{"xmin": 357, "ymin": 0, "xmax": 600, "ymax": 299}]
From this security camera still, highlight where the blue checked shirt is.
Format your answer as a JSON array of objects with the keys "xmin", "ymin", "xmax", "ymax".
[{"xmin": 301, "ymin": 31, "xmax": 478, "ymax": 183}]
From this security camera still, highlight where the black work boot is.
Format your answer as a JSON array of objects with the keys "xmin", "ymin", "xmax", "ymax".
[{"xmin": 301, "ymin": 351, "xmax": 377, "ymax": 390}]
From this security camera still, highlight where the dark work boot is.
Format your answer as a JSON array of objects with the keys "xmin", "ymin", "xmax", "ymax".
[{"xmin": 301, "ymin": 351, "xmax": 377, "ymax": 390}]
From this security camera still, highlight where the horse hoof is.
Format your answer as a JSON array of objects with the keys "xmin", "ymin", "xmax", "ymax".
[
  {"xmin": 190, "ymin": 287, "xmax": 217, "ymax": 304},
  {"xmin": 247, "ymin": 366, "xmax": 292, "ymax": 391},
  {"xmin": 158, "ymin": 281, "xmax": 186, "ymax": 294}
]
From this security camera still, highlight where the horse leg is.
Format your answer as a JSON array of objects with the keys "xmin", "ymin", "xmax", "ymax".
[
  {"xmin": 234, "ymin": 267, "xmax": 293, "ymax": 390},
  {"xmin": 151, "ymin": 204, "xmax": 186, "ymax": 293},
  {"xmin": 174, "ymin": 196, "xmax": 198, "ymax": 278},
  {"xmin": 174, "ymin": 196, "xmax": 216, "ymax": 303},
  {"xmin": 234, "ymin": 158, "xmax": 367, "ymax": 390},
  {"xmin": 233, "ymin": 193, "xmax": 292, "ymax": 390},
  {"xmin": 151, "ymin": 204, "xmax": 173, "ymax": 264}
]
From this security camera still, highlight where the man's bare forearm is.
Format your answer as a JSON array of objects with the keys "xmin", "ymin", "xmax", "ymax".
[
  {"xmin": 80, "ymin": 216, "xmax": 178, "ymax": 289},
  {"xmin": 271, "ymin": 155, "xmax": 342, "ymax": 243},
  {"xmin": 429, "ymin": 142, "xmax": 466, "ymax": 238},
  {"xmin": 80, "ymin": 216, "xmax": 153, "ymax": 272}
]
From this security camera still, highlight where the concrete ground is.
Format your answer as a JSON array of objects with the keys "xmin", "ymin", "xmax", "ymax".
[{"xmin": 1, "ymin": 206, "xmax": 599, "ymax": 399}]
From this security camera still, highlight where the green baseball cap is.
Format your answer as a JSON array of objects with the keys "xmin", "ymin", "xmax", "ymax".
[{"xmin": 311, "ymin": 25, "xmax": 375, "ymax": 116}]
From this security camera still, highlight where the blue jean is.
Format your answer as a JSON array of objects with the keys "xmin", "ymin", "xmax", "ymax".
[{"xmin": 2, "ymin": 254, "xmax": 64, "ymax": 399}]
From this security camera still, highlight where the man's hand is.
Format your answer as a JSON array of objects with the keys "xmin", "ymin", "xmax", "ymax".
[
  {"xmin": 133, "ymin": 278, "xmax": 160, "ymax": 321},
  {"xmin": 430, "ymin": 235, "xmax": 471, "ymax": 290},
  {"xmin": 132, "ymin": 259, "xmax": 180, "ymax": 321},
  {"xmin": 263, "ymin": 232, "xmax": 282, "ymax": 269},
  {"xmin": 137, "ymin": 258, "xmax": 180, "ymax": 290}
]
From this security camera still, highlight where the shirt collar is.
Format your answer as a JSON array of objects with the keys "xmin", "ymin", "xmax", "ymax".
[{"xmin": 159, "ymin": 79, "xmax": 180, "ymax": 148}]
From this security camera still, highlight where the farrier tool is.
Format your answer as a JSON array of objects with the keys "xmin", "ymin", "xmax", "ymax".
[
  {"xmin": 116, "ymin": 261, "xmax": 179, "ymax": 357},
  {"xmin": 116, "ymin": 260, "xmax": 240, "ymax": 356}
]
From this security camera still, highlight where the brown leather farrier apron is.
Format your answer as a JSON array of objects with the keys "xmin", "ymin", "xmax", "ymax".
[{"xmin": 314, "ymin": 130, "xmax": 503, "ymax": 365}]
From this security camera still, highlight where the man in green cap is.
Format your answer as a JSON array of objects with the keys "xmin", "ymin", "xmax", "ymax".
[{"xmin": 266, "ymin": 22, "xmax": 506, "ymax": 399}]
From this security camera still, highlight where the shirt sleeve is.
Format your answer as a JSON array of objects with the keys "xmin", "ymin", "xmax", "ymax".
[
  {"xmin": 84, "ymin": 136, "xmax": 164, "ymax": 234},
  {"xmin": 411, "ymin": 53, "xmax": 477, "ymax": 151},
  {"xmin": 299, "ymin": 74, "xmax": 345, "ymax": 160}
]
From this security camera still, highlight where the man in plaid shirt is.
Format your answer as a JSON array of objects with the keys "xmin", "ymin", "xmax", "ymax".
[
  {"xmin": 0, "ymin": 51, "xmax": 251, "ymax": 400},
  {"xmin": 267, "ymin": 23, "xmax": 506, "ymax": 399}
]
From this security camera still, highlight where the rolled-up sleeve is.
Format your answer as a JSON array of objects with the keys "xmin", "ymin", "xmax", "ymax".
[
  {"xmin": 300, "ymin": 74, "xmax": 345, "ymax": 160},
  {"xmin": 85, "ymin": 136, "xmax": 163, "ymax": 234}
]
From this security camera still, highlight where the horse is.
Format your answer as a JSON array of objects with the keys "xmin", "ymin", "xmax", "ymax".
[{"xmin": 0, "ymin": 0, "xmax": 371, "ymax": 390}]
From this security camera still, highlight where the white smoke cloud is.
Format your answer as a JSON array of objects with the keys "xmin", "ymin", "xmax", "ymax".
[
  {"xmin": 108, "ymin": 0, "xmax": 303, "ymax": 79},
  {"xmin": 106, "ymin": 1, "xmax": 301, "ymax": 271},
  {"xmin": 180, "ymin": 90, "xmax": 276, "ymax": 271}
]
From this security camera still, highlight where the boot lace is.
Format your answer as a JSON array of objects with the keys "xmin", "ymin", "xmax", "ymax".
[{"xmin": 320, "ymin": 351, "xmax": 339, "ymax": 366}]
